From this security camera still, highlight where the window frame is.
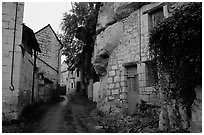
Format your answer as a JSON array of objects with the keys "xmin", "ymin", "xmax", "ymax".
[{"xmin": 148, "ymin": 7, "xmax": 164, "ymax": 32}]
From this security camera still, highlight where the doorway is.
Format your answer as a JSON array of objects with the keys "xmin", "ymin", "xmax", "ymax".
[{"xmin": 126, "ymin": 64, "xmax": 139, "ymax": 115}]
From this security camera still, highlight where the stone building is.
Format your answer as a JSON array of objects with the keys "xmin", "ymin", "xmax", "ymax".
[
  {"xmin": 60, "ymin": 61, "xmax": 69, "ymax": 87},
  {"xmin": 60, "ymin": 61, "xmax": 69, "ymax": 95},
  {"xmin": 92, "ymin": 2, "xmax": 201, "ymax": 132},
  {"xmin": 67, "ymin": 64, "xmax": 83, "ymax": 95},
  {"xmin": 35, "ymin": 24, "xmax": 63, "ymax": 90},
  {"xmin": 2, "ymin": 2, "xmax": 41, "ymax": 120},
  {"xmin": 92, "ymin": 2, "xmax": 168, "ymax": 115},
  {"xmin": 92, "ymin": 2, "xmax": 200, "ymax": 115},
  {"xmin": 2, "ymin": 3, "xmax": 63, "ymax": 121}
]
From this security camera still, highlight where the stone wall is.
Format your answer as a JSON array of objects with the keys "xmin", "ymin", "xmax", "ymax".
[
  {"xmin": 35, "ymin": 25, "xmax": 62, "ymax": 89},
  {"xmin": 60, "ymin": 61, "xmax": 68, "ymax": 87},
  {"xmin": 37, "ymin": 58, "xmax": 58, "ymax": 87},
  {"xmin": 18, "ymin": 52, "xmax": 35, "ymax": 115},
  {"xmin": 93, "ymin": 2, "xmax": 172, "ymax": 115},
  {"xmin": 2, "ymin": 2, "xmax": 25, "ymax": 120},
  {"xmin": 66, "ymin": 67, "xmax": 83, "ymax": 95}
]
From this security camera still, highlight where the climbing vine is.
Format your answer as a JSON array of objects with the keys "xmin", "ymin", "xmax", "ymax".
[
  {"xmin": 149, "ymin": 2, "xmax": 201, "ymax": 101},
  {"xmin": 149, "ymin": 2, "xmax": 202, "ymax": 131}
]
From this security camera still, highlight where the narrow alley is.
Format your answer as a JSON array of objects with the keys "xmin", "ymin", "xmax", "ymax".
[
  {"xmin": 2, "ymin": 2, "xmax": 202, "ymax": 133},
  {"xmin": 19, "ymin": 94, "xmax": 100, "ymax": 133}
]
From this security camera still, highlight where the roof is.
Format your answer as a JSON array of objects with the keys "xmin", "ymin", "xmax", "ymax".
[
  {"xmin": 22, "ymin": 24, "xmax": 41, "ymax": 52},
  {"xmin": 35, "ymin": 24, "xmax": 63, "ymax": 49}
]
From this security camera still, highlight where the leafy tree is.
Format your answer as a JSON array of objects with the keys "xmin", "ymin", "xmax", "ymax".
[
  {"xmin": 60, "ymin": 2, "xmax": 101, "ymax": 67},
  {"xmin": 149, "ymin": 2, "xmax": 201, "ymax": 132},
  {"xmin": 60, "ymin": 2, "xmax": 101, "ymax": 95}
]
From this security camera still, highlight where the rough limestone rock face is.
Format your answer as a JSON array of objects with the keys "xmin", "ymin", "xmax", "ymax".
[
  {"xmin": 93, "ymin": 2, "xmax": 161, "ymax": 115},
  {"xmin": 114, "ymin": 2, "xmax": 142, "ymax": 20},
  {"xmin": 93, "ymin": 2, "xmax": 143, "ymax": 115},
  {"xmin": 96, "ymin": 2, "xmax": 141, "ymax": 32},
  {"xmin": 93, "ymin": 22, "xmax": 123, "ymax": 76}
]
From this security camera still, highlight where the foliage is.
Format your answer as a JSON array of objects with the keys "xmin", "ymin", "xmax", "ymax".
[
  {"xmin": 60, "ymin": 2, "xmax": 101, "ymax": 66},
  {"xmin": 89, "ymin": 105, "xmax": 160, "ymax": 133},
  {"xmin": 149, "ymin": 2, "xmax": 202, "ymax": 102}
]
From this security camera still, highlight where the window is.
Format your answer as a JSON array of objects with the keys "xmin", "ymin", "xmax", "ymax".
[
  {"xmin": 149, "ymin": 8, "xmax": 164, "ymax": 30},
  {"xmin": 71, "ymin": 83, "xmax": 73, "ymax": 88},
  {"xmin": 146, "ymin": 61, "xmax": 158, "ymax": 87},
  {"xmin": 76, "ymin": 69, "xmax": 80, "ymax": 77}
]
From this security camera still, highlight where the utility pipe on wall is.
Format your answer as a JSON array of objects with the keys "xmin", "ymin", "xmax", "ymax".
[
  {"xmin": 10, "ymin": 2, "xmax": 18, "ymax": 91},
  {"xmin": 31, "ymin": 50, "xmax": 37, "ymax": 103},
  {"xmin": 139, "ymin": 6, "xmax": 142, "ymax": 65}
]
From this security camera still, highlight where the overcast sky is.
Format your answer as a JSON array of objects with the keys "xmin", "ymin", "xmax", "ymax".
[
  {"xmin": 23, "ymin": 2, "xmax": 72, "ymax": 63},
  {"xmin": 23, "ymin": 2, "xmax": 71, "ymax": 34}
]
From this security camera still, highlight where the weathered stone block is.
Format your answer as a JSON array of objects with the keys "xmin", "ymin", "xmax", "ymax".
[
  {"xmin": 139, "ymin": 80, "xmax": 146, "ymax": 87},
  {"xmin": 115, "ymin": 83, "xmax": 120, "ymax": 88},
  {"xmin": 116, "ymin": 70, "xmax": 120, "ymax": 76},
  {"xmin": 107, "ymin": 90, "xmax": 111, "ymax": 95},
  {"xmin": 121, "ymin": 75, "xmax": 126, "ymax": 81},
  {"xmin": 120, "ymin": 93, "xmax": 127, "ymax": 99},
  {"xmin": 107, "ymin": 77, "xmax": 113, "ymax": 84},
  {"xmin": 112, "ymin": 65, "xmax": 118, "ymax": 70},
  {"xmin": 139, "ymin": 73, "xmax": 146, "ymax": 81},
  {"xmin": 137, "ymin": 63, "xmax": 146, "ymax": 73},
  {"xmin": 121, "ymin": 87, "xmax": 127, "ymax": 93},
  {"xmin": 112, "ymin": 89, "xmax": 119, "ymax": 95},
  {"xmin": 114, "ymin": 76, "xmax": 120, "ymax": 82},
  {"xmin": 109, "ymin": 70, "xmax": 116, "ymax": 76},
  {"xmin": 109, "ymin": 83, "xmax": 114, "ymax": 89},
  {"xmin": 108, "ymin": 96, "xmax": 115, "ymax": 100}
]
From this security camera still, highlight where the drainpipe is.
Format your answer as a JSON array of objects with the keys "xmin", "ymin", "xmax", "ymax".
[
  {"xmin": 9, "ymin": 2, "xmax": 18, "ymax": 91},
  {"xmin": 31, "ymin": 50, "xmax": 37, "ymax": 103},
  {"xmin": 139, "ymin": 6, "xmax": 142, "ymax": 66}
]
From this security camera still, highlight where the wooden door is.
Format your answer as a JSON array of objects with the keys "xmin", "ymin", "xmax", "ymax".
[{"xmin": 127, "ymin": 66, "xmax": 139, "ymax": 115}]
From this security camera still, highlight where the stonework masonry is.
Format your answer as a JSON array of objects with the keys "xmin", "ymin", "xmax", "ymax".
[
  {"xmin": 92, "ymin": 2, "xmax": 177, "ymax": 115},
  {"xmin": 2, "ymin": 2, "xmax": 27, "ymax": 120},
  {"xmin": 2, "ymin": 3, "xmax": 62, "ymax": 121},
  {"xmin": 35, "ymin": 25, "xmax": 62, "ymax": 89},
  {"xmin": 92, "ymin": 2, "xmax": 202, "ymax": 131}
]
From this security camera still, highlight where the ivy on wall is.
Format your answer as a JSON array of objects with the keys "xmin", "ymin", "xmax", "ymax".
[{"xmin": 149, "ymin": 2, "xmax": 202, "ymax": 101}]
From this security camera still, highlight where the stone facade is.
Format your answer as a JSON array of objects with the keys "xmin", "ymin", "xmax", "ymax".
[
  {"xmin": 35, "ymin": 24, "xmax": 62, "ymax": 89},
  {"xmin": 2, "ymin": 2, "xmax": 43, "ymax": 120},
  {"xmin": 92, "ymin": 2, "xmax": 175, "ymax": 115},
  {"xmin": 60, "ymin": 61, "xmax": 69, "ymax": 95},
  {"xmin": 93, "ymin": 2, "xmax": 202, "ymax": 131},
  {"xmin": 2, "ymin": 3, "xmax": 63, "ymax": 121},
  {"xmin": 2, "ymin": 2, "xmax": 25, "ymax": 120},
  {"xmin": 60, "ymin": 61, "xmax": 68, "ymax": 86},
  {"xmin": 67, "ymin": 66, "xmax": 83, "ymax": 95}
]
